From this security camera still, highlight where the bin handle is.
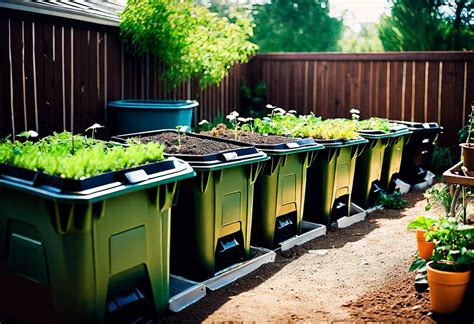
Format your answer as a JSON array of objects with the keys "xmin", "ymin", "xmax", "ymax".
[
  {"xmin": 249, "ymin": 161, "xmax": 265, "ymax": 185},
  {"xmin": 158, "ymin": 182, "xmax": 177, "ymax": 212},
  {"xmin": 305, "ymin": 150, "xmax": 320, "ymax": 169}
]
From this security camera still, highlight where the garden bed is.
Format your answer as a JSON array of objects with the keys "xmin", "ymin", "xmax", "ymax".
[
  {"xmin": 202, "ymin": 129, "xmax": 299, "ymax": 145},
  {"xmin": 138, "ymin": 132, "xmax": 241, "ymax": 155}
]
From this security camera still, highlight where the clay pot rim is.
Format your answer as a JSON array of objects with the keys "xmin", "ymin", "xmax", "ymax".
[{"xmin": 427, "ymin": 260, "xmax": 472, "ymax": 275}]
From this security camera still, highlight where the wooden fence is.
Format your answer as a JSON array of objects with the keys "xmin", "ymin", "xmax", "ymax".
[
  {"xmin": 1, "ymin": 6, "xmax": 473, "ymax": 151},
  {"xmin": 246, "ymin": 52, "xmax": 474, "ymax": 149},
  {"xmin": 0, "ymin": 7, "xmax": 244, "ymax": 138}
]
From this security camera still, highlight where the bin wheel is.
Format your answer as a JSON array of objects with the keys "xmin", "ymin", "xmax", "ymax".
[{"xmin": 329, "ymin": 221, "xmax": 338, "ymax": 231}]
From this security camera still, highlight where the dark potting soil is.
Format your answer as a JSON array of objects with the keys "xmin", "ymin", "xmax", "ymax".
[
  {"xmin": 201, "ymin": 129, "xmax": 299, "ymax": 145},
  {"xmin": 138, "ymin": 132, "xmax": 242, "ymax": 155}
]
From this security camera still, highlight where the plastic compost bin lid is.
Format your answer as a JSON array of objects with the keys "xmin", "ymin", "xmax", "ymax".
[
  {"xmin": 240, "ymin": 137, "xmax": 325, "ymax": 156},
  {"xmin": 113, "ymin": 130, "xmax": 270, "ymax": 171},
  {"xmin": 0, "ymin": 157, "xmax": 196, "ymax": 203},
  {"xmin": 312, "ymin": 137, "xmax": 368, "ymax": 148},
  {"xmin": 107, "ymin": 100, "xmax": 199, "ymax": 110},
  {"xmin": 389, "ymin": 120, "xmax": 443, "ymax": 133},
  {"xmin": 357, "ymin": 125, "xmax": 412, "ymax": 140}
]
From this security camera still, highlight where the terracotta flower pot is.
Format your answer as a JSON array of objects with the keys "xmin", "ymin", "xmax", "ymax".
[
  {"xmin": 416, "ymin": 230, "xmax": 434, "ymax": 261},
  {"xmin": 427, "ymin": 261, "xmax": 471, "ymax": 314},
  {"xmin": 460, "ymin": 143, "xmax": 474, "ymax": 171}
]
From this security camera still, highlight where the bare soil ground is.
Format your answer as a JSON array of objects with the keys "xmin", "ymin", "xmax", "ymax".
[{"xmin": 161, "ymin": 188, "xmax": 473, "ymax": 323}]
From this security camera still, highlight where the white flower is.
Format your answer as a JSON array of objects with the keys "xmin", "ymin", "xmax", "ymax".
[
  {"xmin": 27, "ymin": 130, "xmax": 39, "ymax": 137},
  {"xmin": 85, "ymin": 123, "xmax": 104, "ymax": 132},
  {"xmin": 266, "ymin": 104, "xmax": 275, "ymax": 109},
  {"xmin": 263, "ymin": 117, "xmax": 271, "ymax": 121},
  {"xmin": 198, "ymin": 119, "xmax": 209, "ymax": 125},
  {"xmin": 178, "ymin": 126, "xmax": 189, "ymax": 132},
  {"xmin": 230, "ymin": 111, "xmax": 239, "ymax": 117},
  {"xmin": 273, "ymin": 107, "xmax": 286, "ymax": 114},
  {"xmin": 287, "ymin": 110, "xmax": 297, "ymax": 115},
  {"xmin": 226, "ymin": 114, "xmax": 236, "ymax": 121},
  {"xmin": 238, "ymin": 117, "xmax": 253, "ymax": 122},
  {"xmin": 349, "ymin": 108, "xmax": 360, "ymax": 115}
]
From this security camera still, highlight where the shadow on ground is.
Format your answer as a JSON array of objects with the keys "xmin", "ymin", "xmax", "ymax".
[{"xmin": 159, "ymin": 190, "xmax": 429, "ymax": 322}]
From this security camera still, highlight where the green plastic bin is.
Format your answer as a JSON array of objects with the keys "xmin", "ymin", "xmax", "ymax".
[
  {"xmin": 380, "ymin": 130, "xmax": 412, "ymax": 192},
  {"xmin": 390, "ymin": 121, "xmax": 443, "ymax": 185},
  {"xmin": 352, "ymin": 127, "xmax": 411, "ymax": 209},
  {"xmin": 0, "ymin": 158, "xmax": 195, "ymax": 322},
  {"xmin": 303, "ymin": 138, "xmax": 368, "ymax": 228},
  {"xmin": 251, "ymin": 139, "xmax": 324, "ymax": 248},
  {"xmin": 114, "ymin": 130, "xmax": 269, "ymax": 282}
]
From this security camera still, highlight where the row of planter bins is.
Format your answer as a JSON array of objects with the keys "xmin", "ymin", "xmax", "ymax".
[{"xmin": 0, "ymin": 119, "xmax": 442, "ymax": 322}]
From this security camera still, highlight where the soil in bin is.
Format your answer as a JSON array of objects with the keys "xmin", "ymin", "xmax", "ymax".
[
  {"xmin": 139, "ymin": 132, "xmax": 242, "ymax": 155},
  {"xmin": 201, "ymin": 129, "xmax": 299, "ymax": 145},
  {"xmin": 159, "ymin": 187, "xmax": 473, "ymax": 322}
]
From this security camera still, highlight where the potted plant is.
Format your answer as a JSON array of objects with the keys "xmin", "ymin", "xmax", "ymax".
[
  {"xmin": 0, "ymin": 130, "xmax": 195, "ymax": 321},
  {"xmin": 425, "ymin": 218, "xmax": 474, "ymax": 314},
  {"xmin": 407, "ymin": 216, "xmax": 438, "ymax": 260},
  {"xmin": 460, "ymin": 103, "xmax": 474, "ymax": 170}
]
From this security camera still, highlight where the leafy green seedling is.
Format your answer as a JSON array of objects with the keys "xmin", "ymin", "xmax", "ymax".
[
  {"xmin": 407, "ymin": 216, "xmax": 438, "ymax": 231},
  {"xmin": 226, "ymin": 111, "xmax": 240, "ymax": 140},
  {"xmin": 375, "ymin": 190, "xmax": 407, "ymax": 209},
  {"xmin": 16, "ymin": 130, "xmax": 39, "ymax": 139},
  {"xmin": 176, "ymin": 125, "xmax": 189, "ymax": 150},
  {"xmin": 198, "ymin": 119, "xmax": 210, "ymax": 132}
]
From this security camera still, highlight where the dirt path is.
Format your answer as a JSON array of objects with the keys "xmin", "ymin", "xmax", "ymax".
[{"xmin": 161, "ymin": 189, "xmax": 445, "ymax": 322}]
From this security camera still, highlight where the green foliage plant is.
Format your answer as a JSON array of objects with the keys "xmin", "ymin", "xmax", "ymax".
[
  {"xmin": 407, "ymin": 215, "xmax": 438, "ymax": 231},
  {"xmin": 425, "ymin": 218, "xmax": 474, "ymax": 272},
  {"xmin": 375, "ymin": 190, "xmax": 407, "ymax": 209},
  {"xmin": 0, "ymin": 132, "xmax": 166, "ymax": 180},
  {"xmin": 424, "ymin": 183, "xmax": 453, "ymax": 216},
  {"xmin": 379, "ymin": 0, "xmax": 474, "ymax": 51},
  {"xmin": 251, "ymin": 0, "xmax": 343, "ymax": 52},
  {"xmin": 253, "ymin": 105, "xmax": 359, "ymax": 140},
  {"xmin": 120, "ymin": 0, "xmax": 258, "ymax": 89}
]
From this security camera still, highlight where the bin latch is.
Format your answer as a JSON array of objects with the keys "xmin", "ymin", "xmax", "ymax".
[
  {"xmin": 222, "ymin": 152, "xmax": 238, "ymax": 161},
  {"xmin": 124, "ymin": 169, "xmax": 149, "ymax": 184},
  {"xmin": 286, "ymin": 142, "xmax": 300, "ymax": 149}
]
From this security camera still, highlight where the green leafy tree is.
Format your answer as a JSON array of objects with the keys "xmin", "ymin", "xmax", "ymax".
[
  {"xmin": 251, "ymin": 0, "xmax": 343, "ymax": 52},
  {"xmin": 338, "ymin": 23, "xmax": 384, "ymax": 52},
  {"xmin": 120, "ymin": 0, "xmax": 257, "ymax": 89},
  {"xmin": 379, "ymin": 0, "xmax": 474, "ymax": 51}
]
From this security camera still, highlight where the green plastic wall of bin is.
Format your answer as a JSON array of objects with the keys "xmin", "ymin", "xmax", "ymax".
[
  {"xmin": 352, "ymin": 136, "xmax": 389, "ymax": 209},
  {"xmin": 170, "ymin": 160, "xmax": 266, "ymax": 281},
  {"xmin": 381, "ymin": 133, "xmax": 410, "ymax": 191},
  {"xmin": 107, "ymin": 100, "xmax": 198, "ymax": 135},
  {"xmin": 303, "ymin": 139, "xmax": 367, "ymax": 228},
  {"xmin": 0, "ymin": 160, "xmax": 195, "ymax": 321},
  {"xmin": 252, "ymin": 146, "xmax": 323, "ymax": 248}
]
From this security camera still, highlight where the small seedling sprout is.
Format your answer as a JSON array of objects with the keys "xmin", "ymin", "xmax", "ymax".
[
  {"xmin": 85, "ymin": 123, "xmax": 105, "ymax": 140},
  {"xmin": 176, "ymin": 125, "xmax": 189, "ymax": 150},
  {"xmin": 226, "ymin": 111, "xmax": 240, "ymax": 140}
]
